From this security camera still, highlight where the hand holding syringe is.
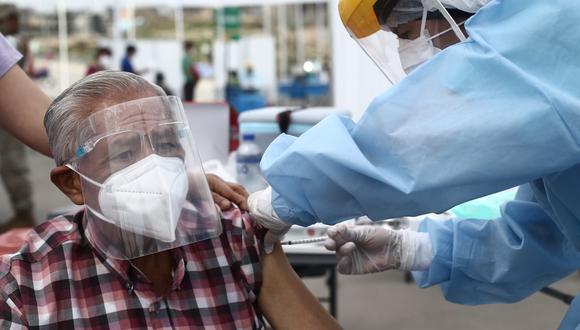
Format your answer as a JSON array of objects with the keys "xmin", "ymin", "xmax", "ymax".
[{"xmin": 280, "ymin": 217, "xmax": 417, "ymax": 246}]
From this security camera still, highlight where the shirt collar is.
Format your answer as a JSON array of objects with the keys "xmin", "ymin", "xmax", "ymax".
[{"xmin": 80, "ymin": 210, "xmax": 185, "ymax": 291}]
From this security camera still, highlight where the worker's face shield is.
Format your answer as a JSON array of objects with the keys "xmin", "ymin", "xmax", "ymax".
[
  {"xmin": 339, "ymin": 0, "xmax": 472, "ymax": 84},
  {"xmin": 66, "ymin": 96, "xmax": 221, "ymax": 260}
]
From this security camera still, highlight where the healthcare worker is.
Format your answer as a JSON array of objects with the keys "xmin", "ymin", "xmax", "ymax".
[{"xmin": 248, "ymin": 0, "xmax": 580, "ymax": 328}]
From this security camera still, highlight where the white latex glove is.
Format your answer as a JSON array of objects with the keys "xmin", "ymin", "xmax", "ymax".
[
  {"xmin": 324, "ymin": 224, "xmax": 433, "ymax": 275},
  {"xmin": 248, "ymin": 187, "xmax": 292, "ymax": 253}
]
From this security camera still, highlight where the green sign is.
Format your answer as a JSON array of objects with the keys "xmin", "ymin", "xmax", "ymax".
[{"xmin": 215, "ymin": 7, "xmax": 241, "ymax": 40}]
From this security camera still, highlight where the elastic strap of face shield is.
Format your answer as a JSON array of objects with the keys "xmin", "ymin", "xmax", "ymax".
[
  {"xmin": 423, "ymin": 8, "xmax": 472, "ymax": 21},
  {"xmin": 373, "ymin": 0, "xmax": 401, "ymax": 26},
  {"xmin": 431, "ymin": 0, "xmax": 466, "ymax": 41},
  {"xmin": 420, "ymin": 7, "xmax": 428, "ymax": 38}
]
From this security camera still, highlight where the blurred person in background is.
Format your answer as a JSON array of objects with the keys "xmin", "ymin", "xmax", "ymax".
[
  {"xmin": 86, "ymin": 47, "xmax": 112, "ymax": 76},
  {"xmin": 2, "ymin": 7, "xmax": 46, "ymax": 79},
  {"xmin": 226, "ymin": 70, "xmax": 241, "ymax": 89},
  {"xmin": 121, "ymin": 44, "xmax": 147, "ymax": 76},
  {"xmin": 181, "ymin": 41, "xmax": 199, "ymax": 102},
  {"xmin": 240, "ymin": 63, "xmax": 260, "ymax": 92},
  {"xmin": 154, "ymin": 72, "xmax": 174, "ymax": 96},
  {"xmin": 0, "ymin": 7, "xmax": 35, "ymax": 232}
]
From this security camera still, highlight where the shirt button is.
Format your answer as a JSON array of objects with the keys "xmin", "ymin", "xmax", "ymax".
[
  {"xmin": 149, "ymin": 302, "xmax": 160, "ymax": 314},
  {"xmin": 125, "ymin": 281, "xmax": 134, "ymax": 294}
]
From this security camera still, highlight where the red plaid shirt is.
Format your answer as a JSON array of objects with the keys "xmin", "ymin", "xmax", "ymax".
[{"xmin": 0, "ymin": 208, "xmax": 265, "ymax": 329}]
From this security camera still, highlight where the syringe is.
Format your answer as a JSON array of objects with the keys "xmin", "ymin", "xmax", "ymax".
[{"xmin": 281, "ymin": 236, "xmax": 328, "ymax": 245}]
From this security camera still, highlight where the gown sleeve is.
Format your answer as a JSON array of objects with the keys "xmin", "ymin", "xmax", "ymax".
[{"xmin": 412, "ymin": 184, "xmax": 580, "ymax": 304}]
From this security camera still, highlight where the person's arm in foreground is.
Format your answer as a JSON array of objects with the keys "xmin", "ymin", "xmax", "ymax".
[
  {"xmin": 258, "ymin": 243, "xmax": 341, "ymax": 330},
  {"xmin": 0, "ymin": 64, "xmax": 51, "ymax": 156},
  {"xmin": 257, "ymin": 0, "xmax": 580, "ymax": 227}
]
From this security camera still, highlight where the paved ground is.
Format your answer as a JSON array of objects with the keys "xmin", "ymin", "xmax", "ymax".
[
  {"xmin": 0, "ymin": 147, "xmax": 578, "ymax": 329},
  {"xmin": 305, "ymin": 271, "xmax": 578, "ymax": 329}
]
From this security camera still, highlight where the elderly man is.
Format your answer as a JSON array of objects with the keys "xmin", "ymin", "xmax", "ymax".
[{"xmin": 0, "ymin": 71, "xmax": 340, "ymax": 329}]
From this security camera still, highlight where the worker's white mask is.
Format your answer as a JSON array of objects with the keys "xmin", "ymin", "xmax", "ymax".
[{"xmin": 398, "ymin": 32, "xmax": 441, "ymax": 74}]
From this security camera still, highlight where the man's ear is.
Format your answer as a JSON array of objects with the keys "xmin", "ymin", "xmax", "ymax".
[{"xmin": 50, "ymin": 166, "xmax": 84, "ymax": 205}]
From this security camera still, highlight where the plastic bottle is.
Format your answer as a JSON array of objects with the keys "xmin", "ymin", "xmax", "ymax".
[{"xmin": 236, "ymin": 134, "xmax": 268, "ymax": 193}]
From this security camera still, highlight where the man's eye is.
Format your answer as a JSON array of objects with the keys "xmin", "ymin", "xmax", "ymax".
[
  {"xmin": 110, "ymin": 150, "xmax": 134, "ymax": 162},
  {"xmin": 155, "ymin": 141, "xmax": 179, "ymax": 152}
]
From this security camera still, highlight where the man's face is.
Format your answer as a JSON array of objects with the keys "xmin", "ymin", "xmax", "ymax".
[
  {"xmin": 3, "ymin": 16, "xmax": 19, "ymax": 35},
  {"xmin": 72, "ymin": 98, "xmax": 187, "ymax": 256},
  {"xmin": 74, "ymin": 98, "xmax": 186, "ymax": 207}
]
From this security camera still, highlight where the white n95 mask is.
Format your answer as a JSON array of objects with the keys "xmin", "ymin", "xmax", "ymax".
[
  {"xmin": 398, "ymin": 34, "xmax": 441, "ymax": 73},
  {"xmin": 98, "ymin": 155, "xmax": 188, "ymax": 242},
  {"xmin": 73, "ymin": 155, "xmax": 189, "ymax": 242}
]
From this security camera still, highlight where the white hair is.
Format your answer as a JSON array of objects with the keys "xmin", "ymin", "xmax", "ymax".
[{"xmin": 44, "ymin": 71, "xmax": 164, "ymax": 165}]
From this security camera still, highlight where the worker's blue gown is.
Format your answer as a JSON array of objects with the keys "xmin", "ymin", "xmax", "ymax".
[{"xmin": 260, "ymin": 0, "xmax": 580, "ymax": 327}]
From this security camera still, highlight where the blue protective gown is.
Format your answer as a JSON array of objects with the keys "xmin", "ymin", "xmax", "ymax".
[{"xmin": 260, "ymin": 0, "xmax": 580, "ymax": 327}]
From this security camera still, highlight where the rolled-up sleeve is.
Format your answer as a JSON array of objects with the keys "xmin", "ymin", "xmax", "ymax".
[{"xmin": 0, "ymin": 33, "xmax": 22, "ymax": 79}]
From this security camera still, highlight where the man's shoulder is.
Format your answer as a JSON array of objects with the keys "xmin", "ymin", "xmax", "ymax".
[
  {"xmin": 0, "ymin": 210, "xmax": 86, "ymax": 276},
  {"xmin": 219, "ymin": 207, "xmax": 263, "ymax": 240},
  {"xmin": 210, "ymin": 207, "xmax": 265, "ymax": 261}
]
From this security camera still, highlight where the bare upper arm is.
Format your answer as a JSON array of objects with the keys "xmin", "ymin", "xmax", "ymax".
[{"xmin": 258, "ymin": 243, "xmax": 342, "ymax": 330}]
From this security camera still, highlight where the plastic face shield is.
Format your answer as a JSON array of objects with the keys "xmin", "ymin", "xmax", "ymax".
[
  {"xmin": 67, "ymin": 96, "xmax": 221, "ymax": 260},
  {"xmin": 339, "ymin": 0, "xmax": 469, "ymax": 83}
]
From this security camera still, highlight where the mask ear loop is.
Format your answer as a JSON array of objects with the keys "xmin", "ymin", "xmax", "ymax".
[
  {"xmin": 427, "ymin": 20, "xmax": 467, "ymax": 42},
  {"xmin": 419, "ymin": 7, "xmax": 428, "ymax": 39},
  {"xmin": 65, "ymin": 164, "xmax": 106, "ymax": 190},
  {"xmin": 432, "ymin": 0, "xmax": 467, "ymax": 41},
  {"xmin": 398, "ymin": 7, "xmax": 431, "ymax": 52},
  {"xmin": 64, "ymin": 164, "xmax": 120, "ymax": 226}
]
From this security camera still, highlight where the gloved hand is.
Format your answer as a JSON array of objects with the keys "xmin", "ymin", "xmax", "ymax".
[
  {"xmin": 248, "ymin": 187, "xmax": 292, "ymax": 254},
  {"xmin": 324, "ymin": 224, "xmax": 433, "ymax": 275}
]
